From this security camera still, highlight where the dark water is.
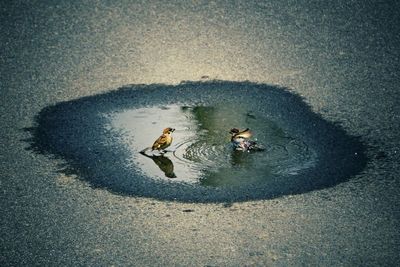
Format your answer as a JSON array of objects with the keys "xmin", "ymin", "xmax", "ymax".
[
  {"xmin": 25, "ymin": 81, "xmax": 367, "ymax": 202},
  {"xmin": 111, "ymin": 104, "xmax": 315, "ymax": 186}
]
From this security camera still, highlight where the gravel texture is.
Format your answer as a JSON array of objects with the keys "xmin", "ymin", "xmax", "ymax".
[{"xmin": 1, "ymin": 1, "xmax": 399, "ymax": 266}]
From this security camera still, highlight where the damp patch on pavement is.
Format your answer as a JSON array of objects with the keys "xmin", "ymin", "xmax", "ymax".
[{"xmin": 24, "ymin": 81, "xmax": 368, "ymax": 202}]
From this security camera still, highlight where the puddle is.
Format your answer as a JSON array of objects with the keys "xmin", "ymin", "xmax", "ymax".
[
  {"xmin": 109, "ymin": 104, "xmax": 316, "ymax": 187},
  {"xmin": 25, "ymin": 81, "xmax": 368, "ymax": 202}
]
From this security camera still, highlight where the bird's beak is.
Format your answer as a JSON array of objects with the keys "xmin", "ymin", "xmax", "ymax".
[{"xmin": 171, "ymin": 128, "xmax": 175, "ymax": 132}]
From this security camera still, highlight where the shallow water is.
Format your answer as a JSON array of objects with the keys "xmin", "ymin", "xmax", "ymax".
[
  {"xmin": 26, "ymin": 81, "xmax": 367, "ymax": 202},
  {"xmin": 110, "ymin": 104, "xmax": 316, "ymax": 187}
]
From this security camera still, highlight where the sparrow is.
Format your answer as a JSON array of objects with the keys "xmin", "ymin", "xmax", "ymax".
[
  {"xmin": 151, "ymin": 127, "xmax": 175, "ymax": 152},
  {"xmin": 229, "ymin": 128, "xmax": 261, "ymax": 151}
]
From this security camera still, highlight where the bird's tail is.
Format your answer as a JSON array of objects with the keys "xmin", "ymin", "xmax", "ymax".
[{"xmin": 140, "ymin": 147, "xmax": 152, "ymax": 155}]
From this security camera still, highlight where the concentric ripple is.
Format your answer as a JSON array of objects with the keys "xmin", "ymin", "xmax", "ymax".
[
  {"xmin": 109, "ymin": 104, "xmax": 316, "ymax": 187},
  {"xmin": 25, "ymin": 81, "xmax": 368, "ymax": 202}
]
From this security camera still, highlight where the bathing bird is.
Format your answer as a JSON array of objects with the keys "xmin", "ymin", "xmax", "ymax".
[
  {"xmin": 151, "ymin": 127, "xmax": 175, "ymax": 152},
  {"xmin": 229, "ymin": 128, "xmax": 261, "ymax": 151}
]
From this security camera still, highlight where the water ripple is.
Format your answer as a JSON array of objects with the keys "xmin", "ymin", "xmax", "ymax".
[{"xmin": 25, "ymin": 81, "xmax": 368, "ymax": 202}]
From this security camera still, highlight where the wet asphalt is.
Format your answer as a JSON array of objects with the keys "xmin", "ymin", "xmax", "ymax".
[{"xmin": 1, "ymin": 1, "xmax": 399, "ymax": 266}]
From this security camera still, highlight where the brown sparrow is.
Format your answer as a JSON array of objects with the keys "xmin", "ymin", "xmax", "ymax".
[{"xmin": 152, "ymin": 127, "xmax": 175, "ymax": 152}]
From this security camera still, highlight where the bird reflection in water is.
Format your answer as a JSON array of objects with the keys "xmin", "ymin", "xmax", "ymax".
[{"xmin": 139, "ymin": 151, "xmax": 176, "ymax": 178}]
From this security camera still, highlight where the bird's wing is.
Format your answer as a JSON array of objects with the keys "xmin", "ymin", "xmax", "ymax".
[
  {"xmin": 236, "ymin": 128, "xmax": 252, "ymax": 139},
  {"xmin": 152, "ymin": 134, "xmax": 168, "ymax": 149}
]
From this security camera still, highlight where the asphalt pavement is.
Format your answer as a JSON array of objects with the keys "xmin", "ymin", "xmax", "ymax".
[{"xmin": 1, "ymin": 1, "xmax": 399, "ymax": 266}]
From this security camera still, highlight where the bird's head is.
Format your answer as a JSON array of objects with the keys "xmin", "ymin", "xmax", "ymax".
[{"xmin": 163, "ymin": 127, "xmax": 175, "ymax": 134}]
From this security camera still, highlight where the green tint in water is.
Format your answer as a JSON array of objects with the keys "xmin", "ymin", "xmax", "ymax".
[
  {"xmin": 27, "ymin": 81, "xmax": 368, "ymax": 202},
  {"xmin": 110, "ymin": 103, "xmax": 316, "ymax": 187}
]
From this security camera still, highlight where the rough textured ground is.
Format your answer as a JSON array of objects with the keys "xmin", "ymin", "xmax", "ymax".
[{"xmin": 1, "ymin": 1, "xmax": 399, "ymax": 266}]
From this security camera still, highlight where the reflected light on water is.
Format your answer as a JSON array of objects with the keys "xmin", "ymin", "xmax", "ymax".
[
  {"xmin": 109, "ymin": 105, "xmax": 201, "ymax": 183},
  {"xmin": 26, "ymin": 81, "xmax": 368, "ymax": 201},
  {"xmin": 108, "ymin": 104, "xmax": 316, "ymax": 187}
]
